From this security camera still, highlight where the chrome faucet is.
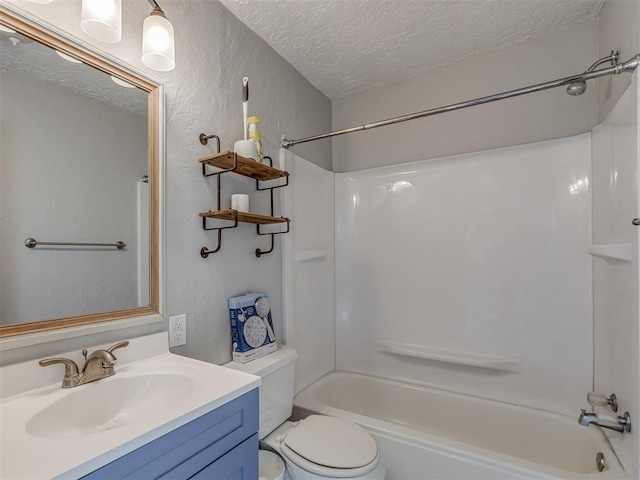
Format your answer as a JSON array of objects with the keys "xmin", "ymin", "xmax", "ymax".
[
  {"xmin": 39, "ymin": 341, "xmax": 129, "ymax": 388},
  {"xmin": 579, "ymin": 409, "xmax": 632, "ymax": 433}
]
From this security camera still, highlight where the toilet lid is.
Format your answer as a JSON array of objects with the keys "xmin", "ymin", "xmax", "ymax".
[{"xmin": 283, "ymin": 415, "xmax": 378, "ymax": 469}]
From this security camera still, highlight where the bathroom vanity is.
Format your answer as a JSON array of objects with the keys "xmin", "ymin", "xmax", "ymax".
[
  {"xmin": 82, "ymin": 389, "xmax": 258, "ymax": 479},
  {"xmin": 0, "ymin": 333, "xmax": 260, "ymax": 479}
]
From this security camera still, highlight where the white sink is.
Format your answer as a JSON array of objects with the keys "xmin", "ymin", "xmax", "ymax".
[
  {"xmin": 27, "ymin": 372, "xmax": 196, "ymax": 439},
  {"xmin": 0, "ymin": 333, "xmax": 260, "ymax": 480}
]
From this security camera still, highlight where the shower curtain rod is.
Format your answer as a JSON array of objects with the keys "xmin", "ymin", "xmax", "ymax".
[{"xmin": 281, "ymin": 53, "xmax": 640, "ymax": 149}]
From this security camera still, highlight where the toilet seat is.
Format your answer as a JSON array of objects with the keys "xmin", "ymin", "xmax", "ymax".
[{"xmin": 280, "ymin": 415, "xmax": 380, "ymax": 478}]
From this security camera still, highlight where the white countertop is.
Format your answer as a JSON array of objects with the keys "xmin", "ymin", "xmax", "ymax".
[{"xmin": 0, "ymin": 333, "xmax": 260, "ymax": 479}]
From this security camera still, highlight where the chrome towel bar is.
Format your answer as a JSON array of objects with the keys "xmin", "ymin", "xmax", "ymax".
[{"xmin": 24, "ymin": 238, "xmax": 126, "ymax": 249}]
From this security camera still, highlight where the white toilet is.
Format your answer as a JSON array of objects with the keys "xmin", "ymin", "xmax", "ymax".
[{"xmin": 225, "ymin": 346, "xmax": 385, "ymax": 480}]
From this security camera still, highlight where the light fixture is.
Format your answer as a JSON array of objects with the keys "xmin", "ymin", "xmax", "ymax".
[
  {"xmin": 141, "ymin": 3, "xmax": 175, "ymax": 72},
  {"xmin": 81, "ymin": 0, "xmax": 122, "ymax": 43},
  {"xmin": 29, "ymin": 0, "xmax": 175, "ymax": 72}
]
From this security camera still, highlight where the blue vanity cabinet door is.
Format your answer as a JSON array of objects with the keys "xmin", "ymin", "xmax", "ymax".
[
  {"xmin": 190, "ymin": 434, "xmax": 258, "ymax": 479},
  {"xmin": 82, "ymin": 389, "xmax": 258, "ymax": 480}
]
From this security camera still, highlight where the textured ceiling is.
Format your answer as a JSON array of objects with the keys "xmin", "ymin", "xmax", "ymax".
[
  {"xmin": 219, "ymin": 0, "xmax": 604, "ymax": 99},
  {"xmin": 0, "ymin": 30, "xmax": 147, "ymax": 117}
]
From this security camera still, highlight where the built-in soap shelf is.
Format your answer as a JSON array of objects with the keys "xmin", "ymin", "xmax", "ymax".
[
  {"xmin": 588, "ymin": 243, "xmax": 633, "ymax": 262},
  {"xmin": 294, "ymin": 250, "xmax": 326, "ymax": 262},
  {"xmin": 378, "ymin": 341, "xmax": 519, "ymax": 371}
]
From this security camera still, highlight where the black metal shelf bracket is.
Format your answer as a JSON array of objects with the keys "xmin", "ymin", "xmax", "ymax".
[
  {"xmin": 254, "ymin": 156, "xmax": 287, "ymax": 257},
  {"xmin": 200, "ymin": 133, "xmax": 239, "ymax": 257},
  {"xmin": 200, "ymin": 211, "xmax": 239, "ymax": 258},
  {"xmin": 255, "ymin": 219, "xmax": 290, "ymax": 257}
]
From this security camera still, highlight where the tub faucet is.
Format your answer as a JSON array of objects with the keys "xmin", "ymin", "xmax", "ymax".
[
  {"xmin": 579, "ymin": 409, "xmax": 632, "ymax": 433},
  {"xmin": 39, "ymin": 341, "xmax": 129, "ymax": 388}
]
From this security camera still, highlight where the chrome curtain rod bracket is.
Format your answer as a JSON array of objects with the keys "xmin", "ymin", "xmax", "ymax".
[
  {"xmin": 24, "ymin": 238, "xmax": 126, "ymax": 249},
  {"xmin": 281, "ymin": 53, "xmax": 640, "ymax": 149}
]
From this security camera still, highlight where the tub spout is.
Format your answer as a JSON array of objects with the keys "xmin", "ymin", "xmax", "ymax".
[
  {"xmin": 579, "ymin": 409, "xmax": 632, "ymax": 433},
  {"xmin": 578, "ymin": 410, "xmax": 599, "ymax": 426}
]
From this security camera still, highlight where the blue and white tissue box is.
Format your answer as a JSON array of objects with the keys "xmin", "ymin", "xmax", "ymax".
[{"xmin": 228, "ymin": 292, "xmax": 277, "ymax": 363}]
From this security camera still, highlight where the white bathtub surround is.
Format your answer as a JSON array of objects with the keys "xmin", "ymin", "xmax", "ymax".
[
  {"xmin": 591, "ymin": 74, "xmax": 640, "ymax": 478},
  {"xmin": 294, "ymin": 372, "xmax": 624, "ymax": 479},
  {"xmin": 281, "ymin": 150, "xmax": 335, "ymax": 393},
  {"xmin": 335, "ymin": 134, "xmax": 592, "ymax": 415}
]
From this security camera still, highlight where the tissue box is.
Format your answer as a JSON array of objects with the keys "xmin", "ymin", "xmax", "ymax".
[{"xmin": 228, "ymin": 292, "xmax": 277, "ymax": 363}]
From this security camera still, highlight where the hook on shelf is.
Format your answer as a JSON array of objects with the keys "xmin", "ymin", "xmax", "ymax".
[
  {"xmin": 201, "ymin": 211, "xmax": 239, "ymax": 258},
  {"xmin": 256, "ymin": 218, "xmax": 290, "ymax": 257},
  {"xmin": 201, "ymin": 231, "xmax": 222, "ymax": 258},
  {"xmin": 199, "ymin": 133, "xmax": 220, "ymax": 149}
]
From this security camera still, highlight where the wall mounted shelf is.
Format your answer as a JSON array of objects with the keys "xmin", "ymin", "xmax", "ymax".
[
  {"xmin": 200, "ymin": 151, "xmax": 289, "ymax": 182},
  {"xmin": 200, "ymin": 209, "xmax": 289, "ymax": 225},
  {"xmin": 198, "ymin": 135, "xmax": 290, "ymax": 258}
]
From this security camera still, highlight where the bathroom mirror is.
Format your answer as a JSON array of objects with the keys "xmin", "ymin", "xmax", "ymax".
[{"xmin": 0, "ymin": 11, "xmax": 161, "ymax": 338}]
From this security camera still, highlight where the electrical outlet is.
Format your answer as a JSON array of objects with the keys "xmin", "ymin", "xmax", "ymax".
[{"xmin": 169, "ymin": 314, "xmax": 187, "ymax": 347}]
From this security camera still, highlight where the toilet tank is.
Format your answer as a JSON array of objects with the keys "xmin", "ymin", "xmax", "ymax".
[{"xmin": 224, "ymin": 346, "xmax": 297, "ymax": 439}]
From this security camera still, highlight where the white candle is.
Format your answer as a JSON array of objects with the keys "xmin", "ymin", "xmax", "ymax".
[{"xmin": 231, "ymin": 194, "xmax": 249, "ymax": 212}]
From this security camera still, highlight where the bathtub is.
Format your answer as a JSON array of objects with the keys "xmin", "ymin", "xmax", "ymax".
[{"xmin": 293, "ymin": 372, "xmax": 626, "ymax": 480}]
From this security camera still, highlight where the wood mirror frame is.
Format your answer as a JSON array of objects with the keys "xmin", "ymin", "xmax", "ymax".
[{"xmin": 0, "ymin": 9, "xmax": 162, "ymax": 339}]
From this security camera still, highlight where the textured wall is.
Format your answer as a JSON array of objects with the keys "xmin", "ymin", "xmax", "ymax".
[
  {"xmin": 332, "ymin": 21, "xmax": 598, "ymax": 172},
  {"xmin": 596, "ymin": 0, "xmax": 640, "ymax": 122},
  {"xmin": 0, "ymin": 0, "xmax": 331, "ymax": 365},
  {"xmin": 1, "ymin": 68, "xmax": 145, "ymax": 324}
]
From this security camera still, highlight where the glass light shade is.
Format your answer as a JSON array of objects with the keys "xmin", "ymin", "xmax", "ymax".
[
  {"xmin": 111, "ymin": 76, "xmax": 135, "ymax": 88},
  {"xmin": 56, "ymin": 51, "xmax": 83, "ymax": 64},
  {"xmin": 142, "ymin": 13, "xmax": 175, "ymax": 72},
  {"xmin": 81, "ymin": 0, "xmax": 122, "ymax": 43}
]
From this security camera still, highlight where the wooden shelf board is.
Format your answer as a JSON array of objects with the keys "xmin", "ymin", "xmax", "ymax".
[
  {"xmin": 200, "ymin": 151, "xmax": 289, "ymax": 181},
  {"xmin": 199, "ymin": 209, "xmax": 290, "ymax": 225}
]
